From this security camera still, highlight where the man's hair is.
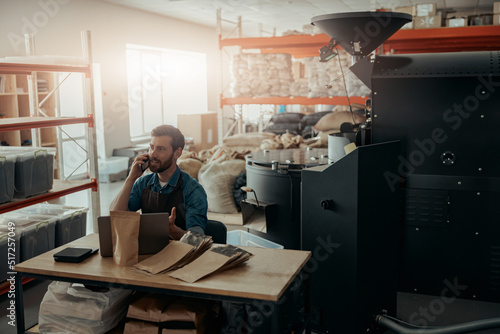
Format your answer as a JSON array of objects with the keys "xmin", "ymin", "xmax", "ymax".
[{"xmin": 151, "ymin": 125, "xmax": 185, "ymax": 151}]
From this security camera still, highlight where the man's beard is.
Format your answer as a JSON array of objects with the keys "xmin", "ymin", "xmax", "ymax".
[{"xmin": 150, "ymin": 155, "xmax": 173, "ymax": 174}]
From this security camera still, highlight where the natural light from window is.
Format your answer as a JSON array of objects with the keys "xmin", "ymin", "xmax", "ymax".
[{"xmin": 126, "ymin": 45, "xmax": 208, "ymax": 140}]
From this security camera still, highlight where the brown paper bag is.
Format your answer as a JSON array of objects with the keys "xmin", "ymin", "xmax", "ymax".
[
  {"xmin": 168, "ymin": 250, "xmax": 236, "ymax": 283},
  {"xmin": 127, "ymin": 293, "xmax": 177, "ymax": 323},
  {"xmin": 110, "ymin": 211, "xmax": 140, "ymax": 266},
  {"xmin": 134, "ymin": 241, "xmax": 195, "ymax": 275},
  {"xmin": 127, "ymin": 294, "xmax": 209, "ymax": 334},
  {"xmin": 161, "ymin": 297, "xmax": 209, "ymax": 325},
  {"xmin": 162, "ymin": 329, "xmax": 196, "ymax": 334},
  {"xmin": 124, "ymin": 320, "xmax": 160, "ymax": 334},
  {"xmin": 168, "ymin": 244, "xmax": 253, "ymax": 283}
]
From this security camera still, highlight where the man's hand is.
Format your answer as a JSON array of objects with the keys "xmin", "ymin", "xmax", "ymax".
[
  {"xmin": 128, "ymin": 153, "xmax": 149, "ymax": 181},
  {"xmin": 109, "ymin": 153, "xmax": 149, "ymax": 211},
  {"xmin": 169, "ymin": 207, "xmax": 186, "ymax": 240}
]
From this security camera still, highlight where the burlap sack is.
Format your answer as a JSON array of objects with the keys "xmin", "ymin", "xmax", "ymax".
[
  {"xmin": 222, "ymin": 132, "xmax": 275, "ymax": 147},
  {"xmin": 178, "ymin": 158, "xmax": 203, "ymax": 180},
  {"xmin": 313, "ymin": 111, "xmax": 367, "ymax": 132},
  {"xmin": 110, "ymin": 211, "xmax": 140, "ymax": 266},
  {"xmin": 198, "ymin": 159, "xmax": 246, "ymax": 214},
  {"xmin": 281, "ymin": 133, "xmax": 303, "ymax": 149}
]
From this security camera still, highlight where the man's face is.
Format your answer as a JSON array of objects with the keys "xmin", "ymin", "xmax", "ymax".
[{"xmin": 148, "ymin": 135, "xmax": 177, "ymax": 173}]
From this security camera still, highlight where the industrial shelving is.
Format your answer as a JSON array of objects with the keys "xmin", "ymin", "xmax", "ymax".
[
  {"xmin": 216, "ymin": 16, "xmax": 369, "ymax": 137},
  {"xmin": 0, "ymin": 31, "xmax": 100, "ymax": 230},
  {"xmin": 218, "ymin": 32, "xmax": 369, "ymax": 107},
  {"xmin": 217, "ymin": 23, "xmax": 500, "ymax": 136},
  {"xmin": 220, "ymin": 24, "xmax": 500, "ymax": 56},
  {"xmin": 382, "ymin": 25, "xmax": 500, "ymax": 54}
]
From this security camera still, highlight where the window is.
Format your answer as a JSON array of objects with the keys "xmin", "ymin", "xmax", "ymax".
[{"xmin": 126, "ymin": 45, "xmax": 208, "ymax": 140}]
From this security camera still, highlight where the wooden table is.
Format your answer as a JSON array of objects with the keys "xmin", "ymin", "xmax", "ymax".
[{"xmin": 14, "ymin": 234, "xmax": 311, "ymax": 333}]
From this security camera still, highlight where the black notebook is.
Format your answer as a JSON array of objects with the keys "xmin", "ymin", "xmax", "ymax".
[{"xmin": 53, "ymin": 247, "xmax": 98, "ymax": 263}]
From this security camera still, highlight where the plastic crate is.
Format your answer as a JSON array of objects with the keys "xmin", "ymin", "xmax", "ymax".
[
  {"xmin": 0, "ymin": 147, "xmax": 56, "ymax": 198},
  {"xmin": 227, "ymin": 230, "xmax": 283, "ymax": 249},
  {"xmin": 1, "ymin": 213, "xmax": 56, "ymax": 262},
  {"xmin": 13, "ymin": 204, "xmax": 88, "ymax": 247},
  {"xmin": 0, "ymin": 153, "xmax": 16, "ymax": 203},
  {"xmin": 0, "ymin": 229, "xmax": 20, "ymax": 282}
]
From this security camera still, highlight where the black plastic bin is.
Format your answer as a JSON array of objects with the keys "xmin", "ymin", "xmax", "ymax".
[{"xmin": 0, "ymin": 153, "xmax": 16, "ymax": 203}]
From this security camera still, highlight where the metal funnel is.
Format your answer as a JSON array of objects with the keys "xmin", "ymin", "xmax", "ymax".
[{"xmin": 311, "ymin": 12, "xmax": 412, "ymax": 56}]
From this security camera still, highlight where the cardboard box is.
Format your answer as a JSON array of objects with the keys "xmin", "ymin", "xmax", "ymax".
[
  {"xmin": 395, "ymin": 6, "xmax": 416, "ymax": 16},
  {"xmin": 446, "ymin": 17, "xmax": 467, "ymax": 27},
  {"xmin": 414, "ymin": 14, "xmax": 442, "ymax": 29},
  {"xmin": 416, "ymin": 3, "xmax": 437, "ymax": 17},
  {"xmin": 494, "ymin": 14, "xmax": 500, "ymax": 25},
  {"xmin": 468, "ymin": 14, "xmax": 493, "ymax": 26},
  {"xmin": 494, "ymin": 2, "xmax": 500, "ymax": 14},
  {"xmin": 177, "ymin": 112, "xmax": 218, "ymax": 152}
]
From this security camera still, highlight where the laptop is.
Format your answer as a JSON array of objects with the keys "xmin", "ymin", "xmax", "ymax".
[{"xmin": 97, "ymin": 212, "xmax": 170, "ymax": 257}]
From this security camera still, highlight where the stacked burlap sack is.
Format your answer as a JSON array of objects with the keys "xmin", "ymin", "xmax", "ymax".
[
  {"xmin": 304, "ymin": 53, "xmax": 370, "ymax": 97},
  {"xmin": 303, "ymin": 54, "xmax": 349, "ymax": 97},
  {"xmin": 228, "ymin": 49, "xmax": 370, "ymax": 99},
  {"xmin": 262, "ymin": 112, "xmax": 305, "ymax": 135},
  {"xmin": 344, "ymin": 70, "xmax": 371, "ymax": 97},
  {"xmin": 308, "ymin": 110, "xmax": 367, "ymax": 148},
  {"xmin": 260, "ymin": 133, "xmax": 307, "ymax": 150},
  {"xmin": 230, "ymin": 53, "xmax": 293, "ymax": 97},
  {"xmin": 290, "ymin": 78, "xmax": 309, "ymax": 96}
]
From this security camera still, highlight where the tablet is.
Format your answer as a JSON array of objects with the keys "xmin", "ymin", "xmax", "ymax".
[{"xmin": 53, "ymin": 247, "xmax": 98, "ymax": 263}]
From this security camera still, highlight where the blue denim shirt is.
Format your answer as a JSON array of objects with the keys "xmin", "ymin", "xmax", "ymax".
[{"xmin": 128, "ymin": 166, "xmax": 207, "ymax": 232}]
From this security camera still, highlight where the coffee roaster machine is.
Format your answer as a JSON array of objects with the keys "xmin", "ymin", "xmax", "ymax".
[
  {"xmin": 244, "ymin": 148, "xmax": 329, "ymax": 249},
  {"xmin": 245, "ymin": 11, "xmax": 500, "ymax": 334},
  {"xmin": 302, "ymin": 10, "xmax": 500, "ymax": 334}
]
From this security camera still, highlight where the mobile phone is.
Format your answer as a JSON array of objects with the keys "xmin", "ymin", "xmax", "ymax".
[{"xmin": 141, "ymin": 156, "xmax": 149, "ymax": 172}]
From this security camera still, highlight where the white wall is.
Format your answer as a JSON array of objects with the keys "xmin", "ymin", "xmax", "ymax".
[{"xmin": 0, "ymin": 0, "xmax": 219, "ymax": 157}]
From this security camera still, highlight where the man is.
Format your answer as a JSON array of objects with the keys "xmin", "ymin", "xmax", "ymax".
[{"xmin": 110, "ymin": 125, "xmax": 207, "ymax": 239}]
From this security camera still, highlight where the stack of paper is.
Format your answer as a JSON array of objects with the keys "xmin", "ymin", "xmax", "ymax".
[
  {"xmin": 168, "ymin": 243, "xmax": 254, "ymax": 283},
  {"xmin": 134, "ymin": 231, "xmax": 254, "ymax": 283},
  {"xmin": 133, "ymin": 231, "xmax": 212, "ymax": 275}
]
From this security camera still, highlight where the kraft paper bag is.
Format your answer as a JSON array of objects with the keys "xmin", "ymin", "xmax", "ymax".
[
  {"xmin": 134, "ymin": 241, "xmax": 195, "ymax": 275},
  {"xmin": 168, "ymin": 249, "xmax": 237, "ymax": 283},
  {"xmin": 168, "ymin": 244, "xmax": 253, "ymax": 283},
  {"xmin": 162, "ymin": 330, "xmax": 196, "ymax": 334},
  {"xmin": 161, "ymin": 297, "xmax": 209, "ymax": 325},
  {"xmin": 127, "ymin": 293, "xmax": 177, "ymax": 323},
  {"xmin": 110, "ymin": 210, "xmax": 140, "ymax": 266},
  {"xmin": 124, "ymin": 320, "xmax": 160, "ymax": 334},
  {"xmin": 126, "ymin": 294, "xmax": 210, "ymax": 334}
]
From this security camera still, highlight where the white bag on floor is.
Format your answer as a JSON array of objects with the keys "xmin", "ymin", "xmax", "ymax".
[{"xmin": 38, "ymin": 281, "xmax": 132, "ymax": 334}]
